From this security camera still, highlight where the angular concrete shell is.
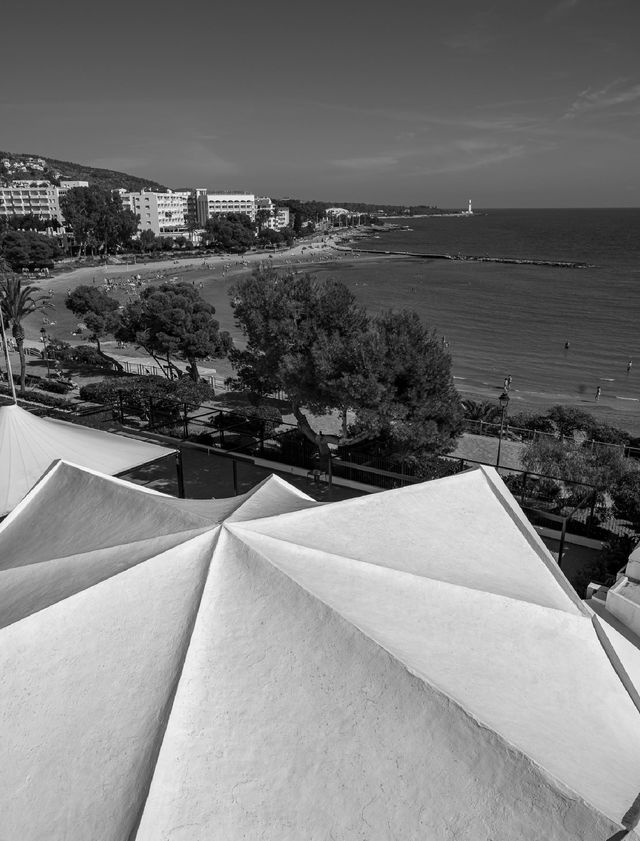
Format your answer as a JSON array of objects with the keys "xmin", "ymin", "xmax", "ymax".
[
  {"xmin": 0, "ymin": 461, "xmax": 638, "ymax": 840},
  {"xmin": 0, "ymin": 403, "xmax": 176, "ymax": 516}
]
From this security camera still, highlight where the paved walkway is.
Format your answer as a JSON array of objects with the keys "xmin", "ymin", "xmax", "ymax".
[{"xmin": 452, "ymin": 433, "xmax": 525, "ymax": 472}]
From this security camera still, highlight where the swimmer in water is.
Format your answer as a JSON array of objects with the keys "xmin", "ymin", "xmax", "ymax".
[
  {"xmin": 595, "ymin": 386, "xmax": 601, "ymax": 401},
  {"xmin": 564, "ymin": 341, "xmax": 570, "ymax": 350}
]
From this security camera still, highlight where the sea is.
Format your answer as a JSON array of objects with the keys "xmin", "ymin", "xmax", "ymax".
[{"xmin": 308, "ymin": 208, "xmax": 640, "ymax": 430}]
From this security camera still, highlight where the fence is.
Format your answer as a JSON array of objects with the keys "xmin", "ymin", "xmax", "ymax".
[
  {"xmin": 118, "ymin": 359, "xmax": 229, "ymax": 393},
  {"xmin": 463, "ymin": 418, "xmax": 640, "ymax": 461},
  {"xmin": 38, "ymin": 386, "xmax": 636, "ymax": 545},
  {"xmin": 99, "ymin": 393, "xmax": 626, "ymax": 535}
]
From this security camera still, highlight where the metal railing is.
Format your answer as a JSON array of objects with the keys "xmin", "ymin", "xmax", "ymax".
[
  {"xmin": 31, "ymin": 390, "xmax": 636, "ymax": 543},
  {"xmin": 463, "ymin": 418, "xmax": 640, "ymax": 460}
]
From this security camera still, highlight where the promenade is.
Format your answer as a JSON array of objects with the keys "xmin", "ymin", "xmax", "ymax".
[{"xmin": 9, "ymin": 340, "xmax": 525, "ymax": 473}]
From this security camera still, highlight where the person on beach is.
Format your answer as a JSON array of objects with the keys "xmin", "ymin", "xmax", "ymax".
[
  {"xmin": 627, "ymin": 359, "xmax": 632, "ymax": 374},
  {"xmin": 595, "ymin": 386, "xmax": 601, "ymax": 401}
]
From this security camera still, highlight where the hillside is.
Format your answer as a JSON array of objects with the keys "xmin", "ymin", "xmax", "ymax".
[{"xmin": 0, "ymin": 151, "xmax": 167, "ymax": 192}]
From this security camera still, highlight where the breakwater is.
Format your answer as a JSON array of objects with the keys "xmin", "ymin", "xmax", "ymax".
[{"xmin": 347, "ymin": 247, "xmax": 592, "ymax": 269}]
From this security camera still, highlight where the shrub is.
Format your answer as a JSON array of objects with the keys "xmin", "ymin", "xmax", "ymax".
[
  {"xmin": 612, "ymin": 472, "xmax": 640, "ymax": 531},
  {"xmin": 211, "ymin": 411, "xmax": 262, "ymax": 436},
  {"xmin": 47, "ymin": 339, "xmax": 74, "ymax": 362},
  {"xmin": 78, "ymin": 375, "xmax": 214, "ymax": 421},
  {"xmin": 403, "ymin": 455, "xmax": 463, "ymax": 481},
  {"xmin": 72, "ymin": 345, "xmax": 111, "ymax": 368},
  {"xmin": 508, "ymin": 411, "xmax": 555, "ymax": 435},
  {"xmin": 570, "ymin": 535, "xmax": 637, "ymax": 598},
  {"xmin": 0, "ymin": 382, "xmax": 73, "ymax": 409},
  {"xmin": 589, "ymin": 422, "xmax": 629, "ymax": 446},
  {"xmin": 11, "ymin": 373, "xmax": 39, "ymax": 388},
  {"xmin": 210, "ymin": 405, "xmax": 283, "ymax": 437},
  {"xmin": 38, "ymin": 378, "xmax": 74, "ymax": 394}
]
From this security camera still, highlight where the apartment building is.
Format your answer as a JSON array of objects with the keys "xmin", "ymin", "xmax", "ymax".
[
  {"xmin": 273, "ymin": 206, "xmax": 290, "ymax": 229},
  {"xmin": 58, "ymin": 180, "xmax": 90, "ymax": 193},
  {"xmin": 206, "ymin": 191, "xmax": 256, "ymax": 221},
  {"xmin": 256, "ymin": 196, "xmax": 290, "ymax": 230},
  {"xmin": 0, "ymin": 180, "xmax": 63, "ymax": 221},
  {"xmin": 0, "ymin": 179, "xmax": 90, "ymax": 224},
  {"xmin": 121, "ymin": 189, "xmax": 191, "ymax": 236}
]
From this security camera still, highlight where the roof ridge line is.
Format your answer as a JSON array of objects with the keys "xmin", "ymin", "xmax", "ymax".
[
  {"xmin": 227, "ymin": 524, "xmax": 583, "ymax": 615},
  {"xmin": 0, "ymin": 524, "xmax": 213, "ymax": 573},
  {"xmin": 128, "ymin": 527, "xmax": 222, "ymax": 840},
  {"xmin": 478, "ymin": 465, "xmax": 588, "ymax": 614},
  {"xmin": 222, "ymin": 527, "xmax": 623, "ymax": 829},
  {"xmin": 0, "ymin": 526, "xmax": 218, "ymax": 631},
  {"xmin": 590, "ymin": 616, "xmax": 640, "ymax": 832}
]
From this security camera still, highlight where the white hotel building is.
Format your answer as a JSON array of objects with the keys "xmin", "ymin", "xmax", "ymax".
[
  {"xmin": 1, "ymin": 181, "xmax": 288, "ymax": 239},
  {"xmin": 0, "ymin": 180, "xmax": 89, "ymax": 223},
  {"xmin": 120, "ymin": 189, "xmax": 257, "ymax": 237},
  {"xmin": 120, "ymin": 190, "xmax": 191, "ymax": 236},
  {"xmin": 206, "ymin": 191, "xmax": 256, "ymax": 221}
]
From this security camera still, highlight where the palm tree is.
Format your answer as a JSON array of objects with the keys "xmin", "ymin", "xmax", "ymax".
[
  {"xmin": 461, "ymin": 399, "xmax": 502, "ymax": 426},
  {"xmin": 0, "ymin": 275, "xmax": 51, "ymax": 395},
  {"xmin": 0, "ymin": 258, "xmax": 11, "ymax": 389}
]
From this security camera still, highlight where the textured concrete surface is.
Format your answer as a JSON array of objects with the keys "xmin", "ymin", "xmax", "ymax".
[{"xmin": 0, "ymin": 463, "xmax": 638, "ymax": 840}]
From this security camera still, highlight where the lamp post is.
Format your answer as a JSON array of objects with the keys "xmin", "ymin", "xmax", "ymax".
[
  {"xmin": 40, "ymin": 327, "xmax": 50, "ymax": 378},
  {"xmin": 496, "ymin": 390, "xmax": 510, "ymax": 468}
]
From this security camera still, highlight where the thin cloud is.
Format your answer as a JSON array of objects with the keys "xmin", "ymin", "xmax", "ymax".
[
  {"xmin": 331, "ymin": 156, "xmax": 399, "ymax": 170},
  {"xmin": 475, "ymin": 95, "xmax": 566, "ymax": 111},
  {"xmin": 412, "ymin": 140, "xmax": 528, "ymax": 176},
  {"xmin": 563, "ymin": 80, "xmax": 640, "ymax": 118}
]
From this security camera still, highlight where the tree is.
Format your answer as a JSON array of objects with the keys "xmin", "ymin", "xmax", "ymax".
[
  {"xmin": 353, "ymin": 310, "xmax": 463, "ymax": 456},
  {"xmin": 280, "ymin": 226, "xmax": 295, "ymax": 246},
  {"xmin": 229, "ymin": 267, "xmax": 462, "ymax": 455},
  {"xmin": 612, "ymin": 472, "xmax": 640, "ymax": 532},
  {"xmin": 0, "ymin": 276, "xmax": 52, "ymax": 394},
  {"xmin": 139, "ymin": 229, "xmax": 157, "ymax": 252},
  {"xmin": 255, "ymin": 209, "xmax": 271, "ymax": 232},
  {"xmin": 59, "ymin": 186, "xmax": 139, "ymax": 255},
  {"xmin": 520, "ymin": 435, "xmax": 629, "ymax": 517},
  {"xmin": 202, "ymin": 214, "xmax": 255, "ymax": 252},
  {"xmin": 461, "ymin": 399, "xmax": 502, "ymax": 424},
  {"xmin": 116, "ymin": 282, "xmax": 232, "ymax": 381},
  {"xmin": 65, "ymin": 285, "xmax": 122, "ymax": 369},
  {"xmin": 0, "ymin": 230, "xmax": 61, "ymax": 271},
  {"xmin": 257, "ymin": 228, "xmax": 284, "ymax": 247},
  {"xmin": 545, "ymin": 405, "xmax": 601, "ymax": 440}
]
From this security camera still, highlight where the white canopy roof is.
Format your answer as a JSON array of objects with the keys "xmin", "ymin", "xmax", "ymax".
[
  {"xmin": 0, "ymin": 461, "xmax": 639, "ymax": 841},
  {"xmin": 0, "ymin": 403, "xmax": 175, "ymax": 516}
]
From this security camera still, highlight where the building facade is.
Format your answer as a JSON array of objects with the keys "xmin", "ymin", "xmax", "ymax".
[
  {"xmin": 256, "ymin": 197, "xmax": 290, "ymax": 230},
  {"xmin": 206, "ymin": 191, "xmax": 255, "ymax": 221},
  {"xmin": 0, "ymin": 179, "xmax": 90, "ymax": 224},
  {"xmin": 121, "ymin": 190, "xmax": 191, "ymax": 236},
  {"xmin": 0, "ymin": 181, "xmax": 63, "ymax": 222}
]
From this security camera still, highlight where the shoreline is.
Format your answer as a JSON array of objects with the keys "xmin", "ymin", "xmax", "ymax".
[{"xmin": 22, "ymin": 240, "xmax": 640, "ymax": 438}]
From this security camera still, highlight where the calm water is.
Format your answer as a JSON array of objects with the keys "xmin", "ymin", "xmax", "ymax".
[{"xmin": 311, "ymin": 209, "xmax": 640, "ymax": 425}]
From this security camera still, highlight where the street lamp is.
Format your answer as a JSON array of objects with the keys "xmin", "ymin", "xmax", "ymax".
[
  {"xmin": 496, "ymin": 390, "xmax": 510, "ymax": 468},
  {"xmin": 40, "ymin": 327, "xmax": 51, "ymax": 378}
]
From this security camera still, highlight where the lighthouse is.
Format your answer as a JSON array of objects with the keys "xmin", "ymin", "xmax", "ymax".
[{"xmin": 467, "ymin": 199, "xmax": 473, "ymax": 215}]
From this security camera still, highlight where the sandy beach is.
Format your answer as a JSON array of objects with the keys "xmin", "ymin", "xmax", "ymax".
[{"xmin": 20, "ymin": 232, "xmax": 640, "ymax": 437}]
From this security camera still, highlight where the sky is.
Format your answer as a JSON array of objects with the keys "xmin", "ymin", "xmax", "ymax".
[{"xmin": 2, "ymin": 0, "xmax": 639, "ymax": 207}]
